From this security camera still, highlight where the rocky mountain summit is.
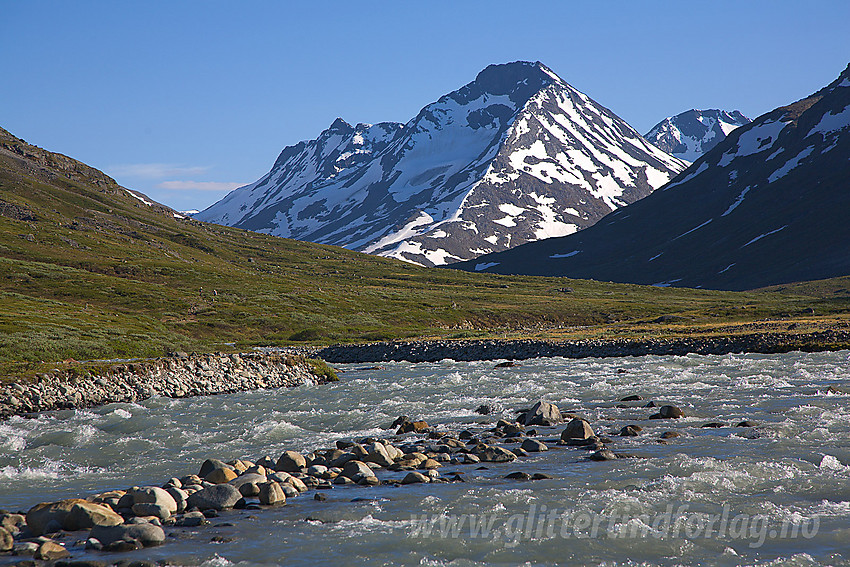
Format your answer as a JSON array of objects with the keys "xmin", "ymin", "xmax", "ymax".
[
  {"xmin": 644, "ymin": 109, "xmax": 751, "ymax": 162},
  {"xmin": 196, "ymin": 62, "xmax": 686, "ymax": 266}
]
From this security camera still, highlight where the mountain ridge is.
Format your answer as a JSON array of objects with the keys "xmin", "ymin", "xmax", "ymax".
[
  {"xmin": 450, "ymin": 63, "xmax": 850, "ymax": 291},
  {"xmin": 196, "ymin": 61, "xmax": 686, "ymax": 266},
  {"xmin": 644, "ymin": 109, "xmax": 751, "ymax": 162}
]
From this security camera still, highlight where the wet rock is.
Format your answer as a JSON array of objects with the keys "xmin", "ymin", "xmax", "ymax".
[
  {"xmin": 90, "ymin": 523, "xmax": 165, "ymax": 547},
  {"xmin": 0, "ymin": 513, "xmax": 25, "ymax": 536},
  {"xmin": 619, "ymin": 425, "xmax": 642, "ymax": 437},
  {"xmin": 495, "ymin": 361, "xmax": 518, "ymax": 368},
  {"xmin": 174, "ymin": 511, "xmax": 206, "ymax": 527},
  {"xmin": 472, "ymin": 445, "xmax": 517, "ymax": 463},
  {"xmin": 588, "ymin": 449, "xmax": 618, "ymax": 461},
  {"xmin": 645, "ymin": 401, "xmax": 658, "ymax": 408},
  {"xmin": 13, "ymin": 541, "xmax": 39, "ymax": 556},
  {"xmin": 736, "ymin": 420, "xmax": 758, "ymax": 427},
  {"xmin": 418, "ymin": 458, "xmax": 441, "ymax": 470},
  {"xmin": 364, "ymin": 442, "xmax": 395, "ymax": 467},
  {"xmin": 701, "ymin": 422, "xmax": 726, "ymax": 428},
  {"xmin": 36, "ymin": 540, "xmax": 70, "ymax": 560},
  {"xmin": 185, "ymin": 485, "xmax": 242, "ymax": 511},
  {"xmin": 131, "ymin": 503, "xmax": 171, "ymax": 520},
  {"xmin": 560, "ymin": 419, "xmax": 594, "ymax": 443},
  {"xmin": 659, "ymin": 431, "xmax": 680, "ymax": 439},
  {"xmin": 504, "ymin": 472, "xmax": 531, "ymax": 480},
  {"xmin": 276, "ymin": 451, "xmax": 307, "ymax": 472},
  {"xmin": 314, "ymin": 493, "xmax": 327, "ymax": 502},
  {"xmin": 474, "ymin": 403, "xmax": 500, "ymax": 415},
  {"xmin": 165, "ymin": 487, "xmax": 188, "ymax": 513},
  {"xmin": 63, "ymin": 502, "xmax": 124, "ymax": 531},
  {"xmin": 401, "ymin": 472, "xmax": 430, "ymax": 484},
  {"xmin": 103, "ymin": 538, "xmax": 143, "ymax": 552},
  {"xmin": 129, "ymin": 487, "xmax": 178, "ymax": 516},
  {"xmin": 523, "ymin": 400, "xmax": 562, "ymax": 426},
  {"xmin": 258, "ymin": 482, "xmax": 286, "ymax": 506},
  {"xmin": 659, "ymin": 405, "xmax": 684, "ymax": 419},
  {"xmin": 26, "ymin": 499, "xmax": 87, "ymax": 536},
  {"xmin": 397, "ymin": 420, "xmax": 429, "ymax": 434},
  {"xmin": 531, "ymin": 473, "xmax": 554, "ymax": 480},
  {"xmin": 205, "ymin": 467, "xmax": 238, "ymax": 484},
  {"xmin": 521, "ymin": 439, "xmax": 548, "ymax": 452},
  {"xmin": 0, "ymin": 526, "xmax": 12, "ymax": 552},
  {"xmin": 198, "ymin": 459, "xmax": 233, "ymax": 478},
  {"xmin": 619, "ymin": 395, "xmax": 642, "ymax": 402},
  {"xmin": 358, "ymin": 475, "xmax": 380, "ymax": 486},
  {"xmin": 341, "ymin": 460, "xmax": 375, "ymax": 482}
]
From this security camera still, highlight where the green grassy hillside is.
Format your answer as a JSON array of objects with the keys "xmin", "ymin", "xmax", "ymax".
[{"xmin": 1, "ymin": 126, "xmax": 849, "ymax": 377}]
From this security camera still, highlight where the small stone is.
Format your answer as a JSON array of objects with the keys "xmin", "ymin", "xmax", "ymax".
[
  {"xmin": 175, "ymin": 511, "xmax": 207, "ymax": 527},
  {"xmin": 620, "ymin": 395, "xmax": 642, "ymax": 402},
  {"xmin": 736, "ymin": 420, "xmax": 757, "ymax": 427},
  {"xmin": 36, "ymin": 540, "xmax": 70, "ymax": 560},
  {"xmin": 531, "ymin": 473, "xmax": 554, "ymax": 480},
  {"xmin": 701, "ymin": 422, "xmax": 726, "ymax": 428},
  {"xmin": 103, "ymin": 538, "xmax": 142, "ymax": 552},
  {"xmin": 419, "ymin": 458, "xmax": 441, "ymax": 470},
  {"xmin": 314, "ymin": 493, "xmax": 327, "ymax": 502},
  {"xmin": 129, "ymin": 487, "xmax": 178, "ymax": 514},
  {"xmin": 588, "ymin": 449, "xmax": 618, "ymax": 461},
  {"xmin": 341, "ymin": 460, "xmax": 374, "ymax": 482},
  {"xmin": 660, "ymin": 431, "xmax": 680, "ymax": 439},
  {"xmin": 504, "ymin": 472, "xmax": 532, "ymax": 480}
]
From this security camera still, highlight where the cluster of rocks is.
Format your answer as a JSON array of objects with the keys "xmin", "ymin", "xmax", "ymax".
[
  {"xmin": 0, "ymin": 351, "xmax": 336, "ymax": 419},
  {"xmin": 1, "ymin": 392, "xmax": 763, "ymax": 563},
  {"xmin": 316, "ymin": 330, "xmax": 850, "ymax": 364}
]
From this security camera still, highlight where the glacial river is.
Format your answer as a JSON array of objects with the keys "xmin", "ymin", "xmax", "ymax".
[{"xmin": 1, "ymin": 351, "xmax": 849, "ymax": 566}]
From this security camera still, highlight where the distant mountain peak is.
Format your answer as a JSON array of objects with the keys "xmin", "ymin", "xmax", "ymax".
[
  {"xmin": 196, "ymin": 62, "xmax": 686, "ymax": 266},
  {"xmin": 645, "ymin": 109, "xmax": 752, "ymax": 162}
]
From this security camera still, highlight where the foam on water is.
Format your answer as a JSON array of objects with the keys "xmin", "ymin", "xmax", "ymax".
[{"xmin": 0, "ymin": 351, "xmax": 848, "ymax": 565}]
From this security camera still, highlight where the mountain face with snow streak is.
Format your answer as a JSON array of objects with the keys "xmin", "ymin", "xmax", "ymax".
[
  {"xmin": 644, "ymin": 109, "xmax": 752, "ymax": 162},
  {"xmin": 195, "ymin": 62, "xmax": 686, "ymax": 266},
  {"xmin": 451, "ymin": 63, "xmax": 850, "ymax": 291}
]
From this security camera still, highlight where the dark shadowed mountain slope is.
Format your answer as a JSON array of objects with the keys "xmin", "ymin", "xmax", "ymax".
[{"xmin": 450, "ymin": 64, "xmax": 850, "ymax": 291}]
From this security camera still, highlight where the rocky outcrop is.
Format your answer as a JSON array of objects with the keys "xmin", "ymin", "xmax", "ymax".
[{"xmin": 0, "ymin": 351, "xmax": 335, "ymax": 419}]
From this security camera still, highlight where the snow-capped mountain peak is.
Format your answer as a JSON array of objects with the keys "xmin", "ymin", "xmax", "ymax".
[
  {"xmin": 196, "ymin": 61, "xmax": 687, "ymax": 266},
  {"xmin": 645, "ymin": 109, "xmax": 752, "ymax": 162}
]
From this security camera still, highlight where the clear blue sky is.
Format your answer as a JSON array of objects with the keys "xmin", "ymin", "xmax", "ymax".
[{"xmin": 2, "ymin": 1, "xmax": 848, "ymax": 211}]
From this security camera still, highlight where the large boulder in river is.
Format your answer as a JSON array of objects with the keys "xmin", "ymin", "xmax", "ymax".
[
  {"xmin": 472, "ymin": 445, "xmax": 517, "ymax": 463},
  {"xmin": 560, "ymin": 419, "xmax": 595, "ymax": 443},
  {"xmin": 659, "ymin": 405, "xmax": 685, "ymax": 419},
  {"xmin": 90, "ymin": 523, "xmax": 165, "ymax": 547},
  {"xmin": 186, "ymin": 484, "xmax": 242, "ymax": 511},
  {"xmin": 63, "ymin": 502, "xmax": 124, "ymax": 531},
  {"xmin": 523, "ymin": 400, "xmax": 562, "ymax": 426},
  {"xmin": 276, "ymin": 451, "xmax": 307, "ymax": 472},
  {"xmin": 128, "ymin": 487, "xmax": 178, "ymax": 514},
  {"xmin": 258, "ymin": 482, "xmax": 286, "ymax": 506},
  {"xmin": 341, "ymin": 460, "xmax": 376, "ymax": 482},
  {"xmin": 26, "ymin": 499, "xmax": 87, "ymax": 536},
  {"xmin": 198, "ymin": 458, "xmax": 234, "ymax": 478},
  {"xmin": 363, "ymin": 442, "xmax": 395, "ymax": 467}
]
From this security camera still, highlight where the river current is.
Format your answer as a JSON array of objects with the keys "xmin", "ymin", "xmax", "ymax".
[{"xmin": 1, "ymin": 351, "xmax": 849, "ymax": 566}]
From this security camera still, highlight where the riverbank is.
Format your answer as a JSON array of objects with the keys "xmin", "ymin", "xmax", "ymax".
[
  {"xmin": 0, "ymin": 352, "xmax": 336, "ymax": 420},
  {"xmin": 2, "ymin": 328, "xmax": 849, "ymax": 420},
  {"xmin": 317, "ymin": 328, "xmax": 850, "ymax": 363}
]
